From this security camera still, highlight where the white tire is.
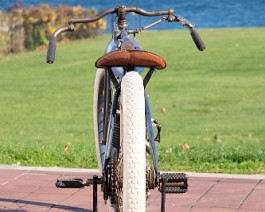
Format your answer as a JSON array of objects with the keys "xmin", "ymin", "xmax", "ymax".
[{"xmin": 121, "ymin": 71, "xmax": 146, "ymax": 212}]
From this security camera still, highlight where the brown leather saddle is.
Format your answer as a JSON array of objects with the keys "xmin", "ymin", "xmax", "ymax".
[{"xmin": 95, "ymin": 49, "xmax": 166, "ymax": 70}]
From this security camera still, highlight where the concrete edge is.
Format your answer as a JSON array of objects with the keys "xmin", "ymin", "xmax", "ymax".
[
  {"xmin": 1, "ymin": 164, "xmax": 265, "ymax": 179},
  {"xmin": 185, "ymin": 172, "xmax": 265, "ymax": 179},
  {"xmin": 0, "ymin": 164, "xmax": 99, "ymax": 173}
]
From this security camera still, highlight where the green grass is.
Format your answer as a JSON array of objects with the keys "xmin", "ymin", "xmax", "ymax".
[{"xmin": 0, "ymin": 28, "xmax": 265, "ymax": 174}]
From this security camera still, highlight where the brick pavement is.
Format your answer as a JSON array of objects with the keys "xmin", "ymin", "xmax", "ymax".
[{"xmin": 0, "ymin": 166, "xmax": 265, "ymax": 211}]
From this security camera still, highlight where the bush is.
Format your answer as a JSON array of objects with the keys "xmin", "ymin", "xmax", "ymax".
[
  {"xmin": 0, "ymin": 11, "xmax": 10, "ymax": 55},
  {"xmin": 0, "ymin": 2, "xmax": 107, "ymax": 54}
]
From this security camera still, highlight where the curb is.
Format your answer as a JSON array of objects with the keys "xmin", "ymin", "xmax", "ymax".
[{"xmin": 1, "ymin": 164, "xmax": 265, "ymax": 179}]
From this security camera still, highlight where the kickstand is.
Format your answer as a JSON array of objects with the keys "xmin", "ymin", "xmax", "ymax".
[
  {"xmin": 161, "ymin": 177, "xmax": 166, "ymax": 212},
  {"xmin": 93, "ymin": 175, "xmax": 98, "ymax": 212}
]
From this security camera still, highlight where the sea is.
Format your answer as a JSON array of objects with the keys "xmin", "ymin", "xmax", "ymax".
[{"xmin": 0, "ymin": 0, "xmax": 264, "ymax": 33}]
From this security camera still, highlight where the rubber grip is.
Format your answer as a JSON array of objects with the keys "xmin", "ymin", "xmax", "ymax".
[
  {"xmin": 46, "ymin": 35, "xmax": 56, "ymax": 64},
  {"xmin": 190, "ymin": 29, "xmax": 205, "ymax": 51}
]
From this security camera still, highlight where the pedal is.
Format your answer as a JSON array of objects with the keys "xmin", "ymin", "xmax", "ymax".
[
  {"xmin": 55, "ymin": 178, "xmax": 85, "ymax": 188},
  {"xmin": 159, "ymin": 173, "xmax": 188, "ymax": 193}
]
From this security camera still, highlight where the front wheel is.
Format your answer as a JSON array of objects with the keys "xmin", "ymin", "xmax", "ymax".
[
  {"xmin": 93, "ymin": 68, "xmax": 110, "ymax": 172},
  {"xmin": 120, "ymin": 71, "xmax": 146, "ymax": 211}
]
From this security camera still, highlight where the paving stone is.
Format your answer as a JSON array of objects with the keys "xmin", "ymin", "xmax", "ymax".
[
  {"xmin": 194, "ymin": 199, "xmax": 239, "ymax": 209},
  {"xmin": 190, "ymin": 206, "xmax": 235, "ymax": 212},
  {"xmin": 240, "ymin": 200, "xmax": 265, "ymax": 210},
  {"xmin": 0, "ymin": 168, "xmax": 264, "ymax": 211}
]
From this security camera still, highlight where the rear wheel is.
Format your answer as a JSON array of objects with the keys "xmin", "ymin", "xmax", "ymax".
[
  {"xmin": 94, "ymin": 70, "xmax": 146, "ymax": 211},
  {"xmin": 120, "ymin": 71, "xmax": 146, "ymax": 211}
]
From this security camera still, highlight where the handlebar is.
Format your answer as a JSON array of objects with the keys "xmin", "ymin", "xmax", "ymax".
[
  {"xmin": 67, "ymin": 7, "xmax": 174, "ymax": 25},
  {"xmin": 46, "ymin": 5, "xmax": 205, "ymax": 64},
  {"xmin": 46, "ymin": 35, "xmax": 56, "ymax": 64},
  {"xmin": 190, "ymin": 28, "xmax": 205, "ymax": 51}
]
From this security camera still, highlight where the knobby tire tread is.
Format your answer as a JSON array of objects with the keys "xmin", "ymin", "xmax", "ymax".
[{"xmin": 121, "ymin": 71, "xmax": 146, "ymax": 211}]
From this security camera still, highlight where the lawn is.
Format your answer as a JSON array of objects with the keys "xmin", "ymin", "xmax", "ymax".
[{"xmin": 0, "ymin": 28, "xmax": 265, "ymax": 174}]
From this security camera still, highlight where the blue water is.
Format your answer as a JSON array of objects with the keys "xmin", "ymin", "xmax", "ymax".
[{"xmin": 1, "ymin": 0, "xmax": 264, "ymax": 32}]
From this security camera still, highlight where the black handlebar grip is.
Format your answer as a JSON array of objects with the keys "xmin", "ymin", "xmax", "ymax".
[
  {"xmin": 46, "ymin": 35, "xmax": 56, "ymax": 64},
  {"xmin": 190, "ymin": 29, "xmax": 205, "ymax": 51}
]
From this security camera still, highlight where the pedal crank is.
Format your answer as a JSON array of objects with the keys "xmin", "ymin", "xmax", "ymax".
[{"xmin": 56, "ymin": 176, "xmax": 102, "ymax": 212}]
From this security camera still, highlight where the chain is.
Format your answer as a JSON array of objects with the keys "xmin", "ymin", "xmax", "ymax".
[
  {"xmin": 116, "ymin": 146, "xmax": 123, "ymax": 211},
  {"xmin": 109, "ymin": 157, "xmax": 117, "ymax": 204},
  {"xmin": 108, "ymin": 149, "xmax": 123, "ymax": 211}
]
